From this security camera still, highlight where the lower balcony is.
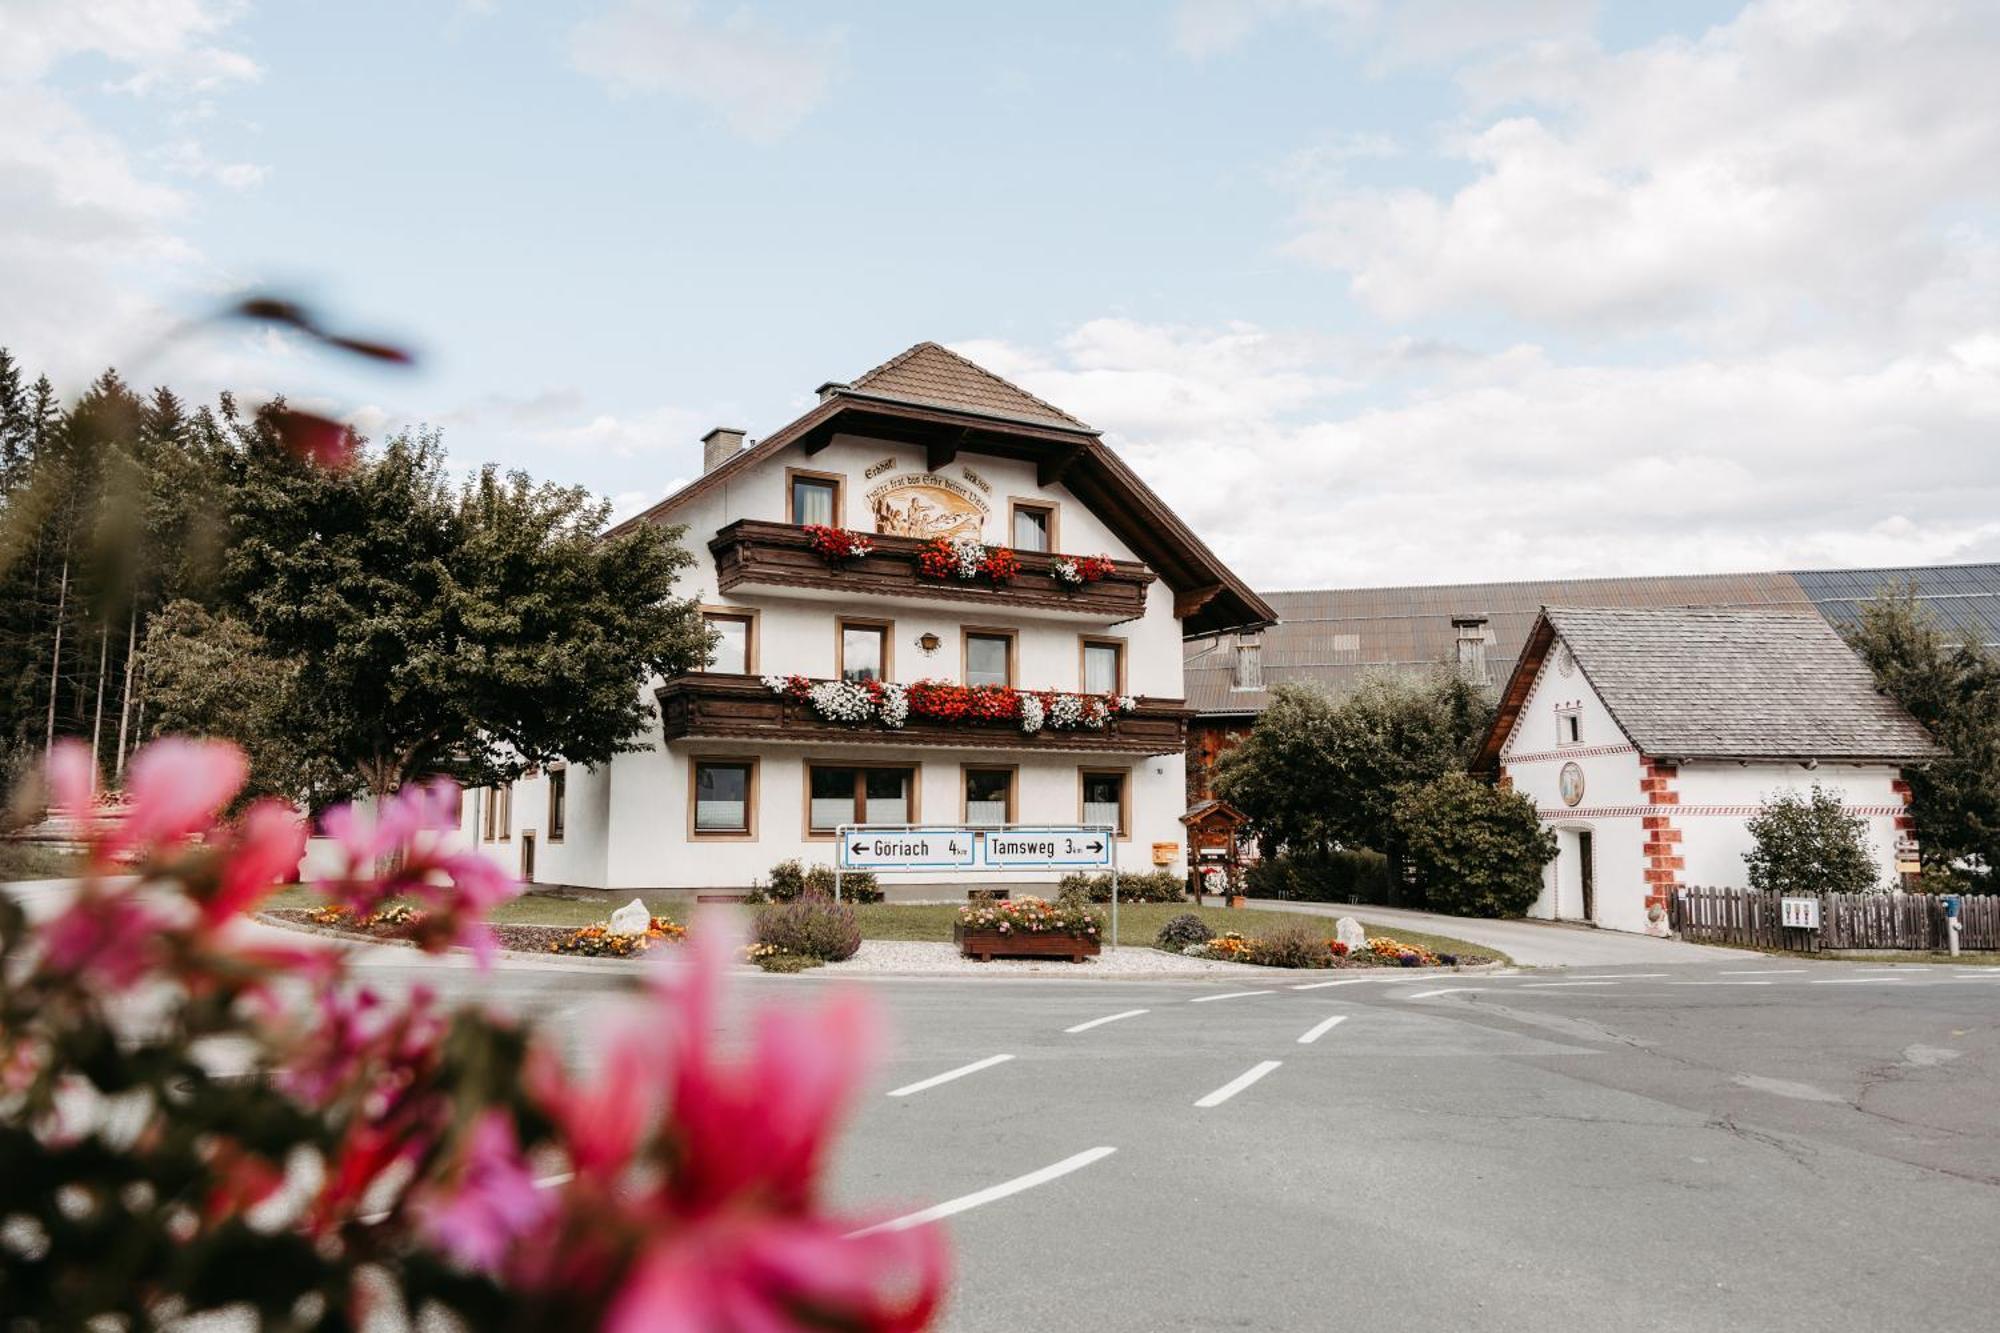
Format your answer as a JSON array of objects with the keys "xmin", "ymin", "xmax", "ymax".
[{"xmin": 655, "ymin": 673, "xmax": 1192, "ymax": 756}]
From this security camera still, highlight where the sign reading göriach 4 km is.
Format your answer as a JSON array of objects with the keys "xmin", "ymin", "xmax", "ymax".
[{"xmin": 837, "ymin": 826, "xmax": 1114, "ymax": 871}]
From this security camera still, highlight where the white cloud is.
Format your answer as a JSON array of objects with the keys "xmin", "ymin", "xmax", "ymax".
[
  {"xmin": 1172, "ymin": 0, "xmax": 1592, "ymax": 65},
  {"xmin": 568, "ymin": 0, "xmax": 840, "ymax": 143},
  {"xmin": 969, "ymin": 320, "xmax": 2000, "ymax": 589},
  {"xmin": 1284, "ymin": 0, "xmax": 2000, "ymax": 340}
]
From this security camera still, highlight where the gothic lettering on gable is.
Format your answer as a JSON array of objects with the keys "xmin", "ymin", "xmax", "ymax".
[{"xmin": 865, "ymin": 472, "xmax": 991, "ymax": 540}]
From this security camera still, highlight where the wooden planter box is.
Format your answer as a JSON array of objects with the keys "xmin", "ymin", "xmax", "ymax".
[{"xmin": 953, "ymin": 924, "xmax": 1101, "ymax": 963}]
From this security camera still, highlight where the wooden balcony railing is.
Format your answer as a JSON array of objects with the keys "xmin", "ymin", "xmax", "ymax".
[
  {"xmin": 655, "ymin": 673, "xmax": 1192, "ymax": 756},
  {"xmin": 707, "ymin": 520, "xmax": 1154, "ymax": 621}
]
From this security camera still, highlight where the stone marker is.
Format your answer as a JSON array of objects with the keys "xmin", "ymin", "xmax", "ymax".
[
  {"xmin": 608, "ymin": 898, "xmax": 651, "ymax": 937},
  {"xmin": 1335, "ymin": 916, "xmax": 1368, "ymax": 953}
]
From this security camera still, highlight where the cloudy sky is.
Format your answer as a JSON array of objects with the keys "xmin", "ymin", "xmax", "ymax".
[{"xmin": 4, "ymin": 0, "xmax": 1998, "ymax": 590}]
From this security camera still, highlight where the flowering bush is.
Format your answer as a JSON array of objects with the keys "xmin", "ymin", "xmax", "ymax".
[
  {"xmin": 754, "ymin": 895, "xmax": 862, "ymax": 962},
  {"xmin": 1052, "ymin": 554, "xmax": 1116, "ymax": 587},
  {"xmin": 916, "ymin": 537, "xmax": 1018, "ymax": 584},
  {"xmin": 549, "ymin": 917, "xmax": 687, "ymax": 958},
  {"xmin": 1328, "ymin": 939, "xmax": 1350, "ymax": 958},
  {"xmin": 1188, "ymin": 930, "xmax": 1254, "ymax": 960},
  {"xmin": 1367, "ymin": 935, "xmax": 1439, "ymax": 966},
  {"xmin": 0, "ymin": 739, "xmax": 947, "ymax": 1329},
  {"xmin": 955, "ymin": 896, "xmax": 1103, "ymax": 938},
  {"xmin": 803, "ymin": 523, "xmax": 875, "ymax": 564}
]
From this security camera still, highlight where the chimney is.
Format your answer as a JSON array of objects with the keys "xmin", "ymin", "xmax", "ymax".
[
  {"xmin": 1452, "ymin": 615, "xmax": 1490, "ymax": 685},
  {"xmin": 815, "ymin": 380, "xmax": 850, "ymax": 403},
  {"xmin": 702, "ymin": 427, "xmax": 747, "ymax": 473}
]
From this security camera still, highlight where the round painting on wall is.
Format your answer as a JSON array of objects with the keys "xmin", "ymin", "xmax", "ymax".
[
  {"xmin": 1557, "ymin": 643, "xmax": 1576, "ymax": 677},
  {"xmin": 1559, "ymin": 761, "xmax": 1586, "ymax": 807}
]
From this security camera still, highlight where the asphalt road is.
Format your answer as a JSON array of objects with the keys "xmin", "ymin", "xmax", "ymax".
[{"xmin": 346, "ymin": 949, "xmax": 2000, "ymax": 1333}]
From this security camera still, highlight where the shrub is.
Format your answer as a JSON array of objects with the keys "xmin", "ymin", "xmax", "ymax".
[
  {"xmin": 760, "ymin": 859, "xmax": 883, "ymax": 904},
  {"xmin": 1155, "ymin": 912, "xmax": 1214, "ymax": 953},
  {"xmin": 1059, "ymin": 870, "xmax": 1186, "ymax": 904},
  {"xmin": 1248, "ymin": 923, "xmax": 1329, "ymax": 969},
  {"xmin": 1243, "ymin": 850, "xmax": 1391, "ymax": 904},
  {"xmin": 1392, "ymin": 773, "xmax": 1557, "ymax": 917},
  {"xmin": 1743, "ymin": 784, "xmax": 1879, "ymax": 895},
  {"xmin": 753, "ymin": 895, "xmax": 861, "ymax": 962}
]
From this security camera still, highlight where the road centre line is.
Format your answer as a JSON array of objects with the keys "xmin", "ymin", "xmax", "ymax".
[
  {"xmin": 1567, "ymin": 973, "xmax": 1669, "ymax": 980},
  {"xmin": 1195, "ymin": 1060, "xmax": 1283, "ymax": 1108},
  {"xmin": 1403, "ymin": 987, "xmax": 1484, "ymax": 1000},
  {"xmin": 1190, "ymin": 990, "xmax": 1275, "ymax": 1003},
  {"xmin": 1812, "ymin": 978, "xmax": 1912, "ymax": 985},
  {"xmin": 845, "ymin": 1147, "xmax": 1118, "ymax": 1238},
  {"xmin": 1291, "ymin": 978, "xmax": 1374, "ymax": 990},
  {"xmin": 1065, "ymin": 1009, "xmax": 1148, "ymax": 1034},
  {"xmin": 1520, "ymin": 981, "xmax": 1618, "ymax": 989},
  {"xmin": 1723, "ymin": 969, "xmax": 1808, "ymax": 975},
  {"xmin": 1670, "ymin": 980, "xmax": 1773, "ymax": 986},
  {"xmin": 1297, "ymin": 1015, "xmax": 1348, "ymax": 1044},
  {"xmin": 888, "ymin": 1054, "xmax": 1014, "ymax": 1098}
]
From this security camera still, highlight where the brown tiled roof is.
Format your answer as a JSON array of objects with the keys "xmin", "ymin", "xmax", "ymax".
[
  {"xmin": 846, "ymin": 341, "xmax": 1092, "ymax": 431},
  {"xmin": 1482, "ymin": 606, "xmax": 1940, "ymax": 765}
]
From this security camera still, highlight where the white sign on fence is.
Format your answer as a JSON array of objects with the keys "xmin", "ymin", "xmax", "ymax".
[
  {"xmin": 1780, "ymin": 896, "xmax": 1822, "ymax": 929},
  {"xmin": 837, "ymin": 828, "xmax": 977, "ymax": 871}
]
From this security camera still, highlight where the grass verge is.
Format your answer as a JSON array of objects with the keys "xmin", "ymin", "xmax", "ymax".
[{"xmin": 0, "ymin": 843, "xmax": 80, "ymax": 884}]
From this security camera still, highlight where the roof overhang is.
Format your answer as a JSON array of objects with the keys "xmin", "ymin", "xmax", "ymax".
[{"xmin": 617, "ymin": 391, "xmax": 1277, "ymax": 638}]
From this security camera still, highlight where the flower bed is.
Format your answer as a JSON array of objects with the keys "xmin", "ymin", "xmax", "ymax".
[
  {"xmin": 1173, "ymin": 928, "xmax": 1465, "ymax": 969},
  {"xmin": 954, "ymin": 896, "xmax": 1103, "ymax": 962},
  {"xmin": 548, "ymin": 917, "xmax": 686, "ymax": 958}
]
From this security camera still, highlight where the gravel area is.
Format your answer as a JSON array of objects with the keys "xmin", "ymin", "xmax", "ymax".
[{"xmin": 818, "ymin": 939, "xmax": 1279, "ymax": 978}]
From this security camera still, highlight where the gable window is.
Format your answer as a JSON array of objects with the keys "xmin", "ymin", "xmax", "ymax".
[
  {"xmin": 839, "ymin": 619, "xmax": 891, "ymax": 683},
  {"xmin": 1557, "ymin": 706, "xmax": 1582, "ymax": 746},
  {"xmin": 1233, "ymin": 639, "xmax": 1263, "ymax": 690},
  {"xmin": 788, "ymin": 470, "xmax": 842, "ymax": 526},
  {"xmin": 692, "ymin": 759, "xmax": 756, "ymax": 836},
  {"xmin": 1080, "ymin": 770, "xmax": 1129, "ymax": 838},
  {"xmin": 963, "ymin": 767, "xmax": 1015, "ymax": 827},
  {"xmin": 703, "ymin": 610, "xmax": 754, "ymax": 674},
  {"xmin": 964, "ymin": 630, "xmax": 1015, "ymax": 687},
  {"xmin": 808, "ymin": 764, "xmax": 914, "ymax": 833},
  {"xmin": 1010, "ymin": 501, "xmax": 1055, "ymax": 553},
  {"xmin": 1081, "ymin": 637, "xmax": 1125, "ymax": 695},
  {"xmin": 547, "ymin": 766, "xmax": 567, "ymax": 843}
]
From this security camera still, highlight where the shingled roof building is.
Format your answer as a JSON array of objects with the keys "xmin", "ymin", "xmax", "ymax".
[
  {"xmin": 453, "ymin": 342, "xmax": 1272, "ymax": 895},
  {"xmin": 1474, "ymin": 606, "xmax": 1939, "ymax": 936}
]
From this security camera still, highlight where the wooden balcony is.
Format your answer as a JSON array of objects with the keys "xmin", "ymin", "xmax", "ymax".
[
  {"xmin": 707, "ymin": 519, "xmax": 1154, "ymax": 622},
  {"xmin": 655, "ymin": 673, "xmax": 1192, "ymax": 756}
]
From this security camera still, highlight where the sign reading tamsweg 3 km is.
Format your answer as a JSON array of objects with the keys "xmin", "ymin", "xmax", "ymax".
[{"xmin": 837, "ymin": 826, "xmax": 1114, "ymax": 871}]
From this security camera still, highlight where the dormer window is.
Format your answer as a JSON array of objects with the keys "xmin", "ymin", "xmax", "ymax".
[{"xmin": 1557, "ymin": 706, "xmax": 1582, "ymax": 746}]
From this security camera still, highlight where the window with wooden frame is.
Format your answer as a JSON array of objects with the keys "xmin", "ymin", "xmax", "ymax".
[
  {"xmin": 806, "ymin": 763, "xmax": 916, "ymax": 835},
  {"xmin": 1556, "ymin": 705, "xmax": 1583, "ymax": 746},
  {"xmin": 963, "ymin": 628, "xmax": 1016, "ymax": 688},
  {"xmin": 481, "ymin": 787, "xmax": 497, "ymax": 842},
  {"xmin": 702, "ymin": 608, "xmax": 756, "ymax": 674},
  {"xmin": 1080, "ymin": 636, "xmax": 1126, "ymax": 695},
  {"xmin": 690, "ymin": 758, "xmax": 757, "ymax": 838},
  {"xmin": 494, "ymin": 784, "xmax": 512, "ymax": 842},
  {"xmin": 547, "ymin": 766, "xmax": 567, "ymax": 843},
  {"xmin": 1009, "ymin": 500, "xmax": 1057, "ymax": 553},
  {"xmin": 786, "ymin": 468, "xmax": 843, "ymax": 527},
  {"xmin": 1079, "ymin": 769, "xmax": 1130, "ymax": 838},
  {"xmin": 962, "ymin": 766, "xmax": 1016, "ymax": 827},
  {"xmin": 837, "ymin": 618, "xmax": 892, "ymax": 683}
]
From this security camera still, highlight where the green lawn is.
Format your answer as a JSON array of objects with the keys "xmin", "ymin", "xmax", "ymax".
[
  {"xmin": 256, "ymin": 888, "xmax": 1508, "ymax": 963},
  {"xmin": 0, "ymin": 843, "xmax": 80, "ymax": 884}
]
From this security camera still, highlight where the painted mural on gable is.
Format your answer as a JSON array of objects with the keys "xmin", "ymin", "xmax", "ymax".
[{"xmin": 866, "ymin": 471, "xmax": 991, "ymax": 541}]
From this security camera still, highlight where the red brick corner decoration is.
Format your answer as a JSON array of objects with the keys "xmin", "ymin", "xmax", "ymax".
[{"xmin": 1640, "ymin": 757, "xmax": 1683, "ymax": 916}]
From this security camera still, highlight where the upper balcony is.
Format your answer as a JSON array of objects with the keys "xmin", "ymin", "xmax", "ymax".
[
  {"xmin": 707, "ymin": 519, "xmax": 1155, "ymax": 623},
  {"xmin": 656, "ymin": 673, "xmax": 1192, "ymax": 756}
]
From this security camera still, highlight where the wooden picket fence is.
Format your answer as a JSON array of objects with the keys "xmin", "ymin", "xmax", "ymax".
[{"xmin": 1670, "ymin": 886, "xmax": 2000, "ymax": 952}]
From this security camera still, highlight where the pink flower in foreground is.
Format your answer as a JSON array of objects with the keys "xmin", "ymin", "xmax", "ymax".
[
  {"xmin": 40, "ymin": 892, "xmax": 162, "ymax": 989},
  {"xmin": 203, "ymin": 799, "xmax": 308, "ymax": 928},
  {"xmin": 415, "ymin": 1111, "xmax": 553, "ymax": 1273}
]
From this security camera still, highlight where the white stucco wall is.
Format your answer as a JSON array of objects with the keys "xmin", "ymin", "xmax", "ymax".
[
  {"xmin": 464, "ymin": 427, "xmax": 1195, "ymax": 894},
  {"xmin": 1674, "ymin": 762, "xmax": 1907, "ymax": 891}
]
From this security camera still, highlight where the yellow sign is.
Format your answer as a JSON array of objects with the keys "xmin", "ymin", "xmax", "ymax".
[
  {"xmin": 1151, "ymin": 841, "xmax": 1179, "ymax": 866},
  {"xmin": 866, "ymin": 472, "xmax": 989, "ymax": 541}
]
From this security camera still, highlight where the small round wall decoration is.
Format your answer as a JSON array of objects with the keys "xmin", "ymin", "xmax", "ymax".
[
  {"xmin": 1559, "ymin": 761, "xmax": 1586, "ymax": 807},
  {"xmin": 1557, "ymin": 643, "xmax": 1576, "ymax": 677}
]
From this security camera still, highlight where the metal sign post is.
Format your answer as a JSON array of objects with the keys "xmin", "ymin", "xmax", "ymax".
[{"xmin": 835, "ymin": 822, "xmax": 1120, "ymax": 945}]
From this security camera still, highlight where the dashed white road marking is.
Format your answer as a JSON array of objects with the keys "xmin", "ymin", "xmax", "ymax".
[
  {"xmin": 1403, "ymin": 987, "xmax": 1484, "ymax": 1000},
  {"xmin": 1297, "ymin": 1015, "xmax": 1348, "ymax": 1044},
  {"xmin": 1568, "ymin": 973, "xmax": 1669, "ymax": 980},
  {"xmin": 1670, "ymin": 981, "xmax": 1773, "ymax": 986},
  {"xmin": 888, "ymin": 1054, "xmax": 1014, "ymax": 1097},
  {"xmin": 845, "ymin": 1146, "xmax": 1117, "ymax": 1237},
  {"xmin": 1065, "ymin": 1009, "xmax": 1148, "ymax": 1034},
  {"xmin": 1520, "ymin": 981, "xmax": 1618, "ymax": 989},
  {"xmin": 1723, "ymin": 969, "xmax": 1808, "ymax": 976},
  {"xmin": 1195, "ymin": 1060, "xmax": 1283, "ymax": 1108},
  {"xmin": 1812, "ymin": 978, "xmax": 1913, "ymax": 985},
  {"xmin": 1290, "ymin": 979, "xmax": 1373, "ymax": 991},
  {"xmin": 1190, "ymin": 989, "xmax": 1275, "ymax": 1004}
]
